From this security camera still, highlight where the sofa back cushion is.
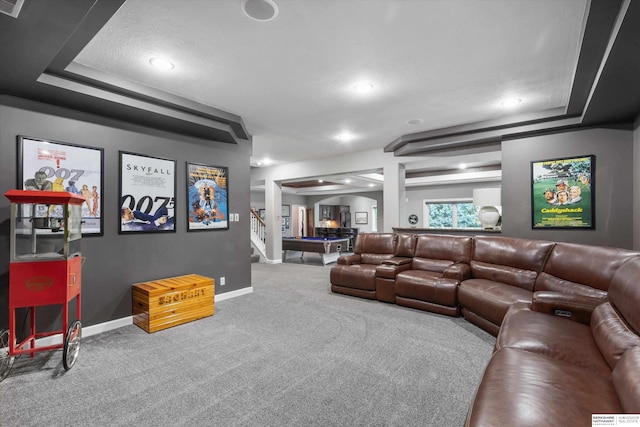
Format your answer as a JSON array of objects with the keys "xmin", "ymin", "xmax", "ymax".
[
  {"xmin": 412, "ymin": 235, "xmax": 472, "ymax": 273},
  {"xmin": 471, "ymin": 236, "xmax": 555, "ymax": 291},
  {"xmin": 536, "ymin": 243, "xmax": 638, "ymax": 299},
  {"xmin": 612, "ymin": 346, "xmax": 640, "ymax": 413},
  {"xmin": 354, "ymin": 233, "xmax": 397, "ymax": 265},
  {"xmin": 591, "ymin": 258, "xmax": 640, "ymax": 369},
  {"xmin": 591, "ymin": 302, "xmax": 640, "ymax": 370},
  {"xmin": 395, "ymin": 233, "xmax": 416, "ymax": 257},
  {"xmin": 608, "ymin": 257, "xmax": 640, "ymax": 336}
]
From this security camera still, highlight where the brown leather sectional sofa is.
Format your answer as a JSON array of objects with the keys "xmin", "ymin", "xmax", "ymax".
[{"xmin": 330, "ymin": 232, "xmax": 640, "ymax": 425}]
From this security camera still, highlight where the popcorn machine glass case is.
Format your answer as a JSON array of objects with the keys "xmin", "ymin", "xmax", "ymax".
[
  {"xmin": 9, "ymin": 190, "xmax": 83, "ymax": 262},
  {"xmin": 1, "ymin": 190, "xmax": 86, "ymax": 381}
]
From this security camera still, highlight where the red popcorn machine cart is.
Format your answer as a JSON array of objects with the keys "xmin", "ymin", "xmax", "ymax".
[{"xmin": 1, "ymin": 190, "xmax": 85, "ymax": 381}]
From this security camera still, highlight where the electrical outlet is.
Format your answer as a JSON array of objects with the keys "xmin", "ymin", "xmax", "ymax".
[
  {"xmin": 234, "ymin": 213, "xmax": 240, "ymax": 221},
  {"xmin": 220, "ymin": 276, "xmax": 225, "ymax": 286}
]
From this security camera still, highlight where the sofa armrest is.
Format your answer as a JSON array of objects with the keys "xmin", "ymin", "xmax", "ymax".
[
  {"xmin": 376, "ymin": 261, "xmax": 413, "ymax": 279},
  {"xmin": 442, "ymin": 263, "xmax": 471, "ymax": 281},
  {"xmin": 381, "ymin": 257, "xmax": 413, "ymax": 266},
  {"xmin": 338, "ymin": 253, "xmax": 361, "ymax": 265},
  {"xmin": 531, "ymin": 291, "xmax": 605, "ymax": 325}
]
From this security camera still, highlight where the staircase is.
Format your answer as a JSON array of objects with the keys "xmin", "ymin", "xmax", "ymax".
[{"xmin": 250, "ymin": 208, "xmax": 267, "ymax": 263}]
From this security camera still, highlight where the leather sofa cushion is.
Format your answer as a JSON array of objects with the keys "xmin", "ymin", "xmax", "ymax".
[
  {"xmin": 470, "ymin": 261, "xmax": 538, "ymax": 291},
  {"xmin": 608, "ymin": 257, "xmax": 640, "ymax": 335},
  {"xmin": 412, "ymin": 257, "xmax": 454, "ymax": 273},
  {"xmin": 413, "ymin": 234, "xmax": 473, "ymax": 263},
  {"xmin": 330, "ymin": 264, "xmax": 378, "ymax": 291},
  {"xmin": 354, "ymin": 233, "xmax": 396, "ymax": 255},
  {"xmin": 395, "ymin": 233, "xmax": 416, "ymax": 257},
  {"xmin": 495, "ymin": 307, "xmax": 611, "ymax": 378},
  {"xmin": 473, "ymin": 236, "xmax": 555, "ymax": 271},
  {"xmin": 458, "ymin": 279, "xmax": 532, "ymax": 326},
  {"xmin": 396, "ymin": 271, "xmax": 458, "ymax": 307},
  {"xmin": 349, "ymin": 233, "xmax": 397, "ymax": 266},
  {"xmin": 591, "ymin": 302, "xmax": 640, "ymax": 370},
  {"xmin": 535, "ymin": 272, "xmax": 607, "ymax": 300},
  {"xmin": 361, "ymin": 253, "xmax": 394, "ymax": 265},
  {"xmin": 540, "ymin": 243, "xmax": 639, "ymax": 293},
  {"xmin": 612, "ymin": 346, "xmax": 640, "ymax": 413},
  {"xmin": 465, "ymin": 348, "xmax": 622, "ymax": 427},
  {"xmin": 471, "ymin": 236, "xmax": 555, "ymax": 291}
]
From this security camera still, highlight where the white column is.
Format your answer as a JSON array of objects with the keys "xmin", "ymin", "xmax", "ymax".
[
  {"xmin": 383, "ymin": 163, "xmax": 405, "ymax": 232},
  {"xmin": 265, "ymin": 178, "xmax": 283, "ymax": 263}
]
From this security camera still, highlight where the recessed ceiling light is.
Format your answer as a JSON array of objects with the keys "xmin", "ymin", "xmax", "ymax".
[
  {"xmin": 500, "ymin": 97, "xmax": 522, "ymax": 108},
  {"xmin": 335, "ymin": 132, "xmax": 355, "ymax": 142},
  {"xmin": 368, "ymin": 183, "xmax": 375, "ymax": 187},
  {"xmin": 318, "ymin": 179, "xmax": 324, "ymax": 183},
  {"xmin": 353, "ymin": 81, "xmax": 374, "ymax": 93},
  {"xmin": 459, "ymin": 163, "xmax": 467, "ymax": 170},
  {"xmin": 407, "ymin": 119, "xmax": 423, "ymax": 125},
  {"xmin": 242, "ymin": 0, "xmax": 278, "ymax": 22},
  {"xmin": 345, "ymin": 179, "xmax": 352, "ymax": 184},
  {"xmin": 149, "ymin": 57, "xmax": 175, "ymax": 71}
]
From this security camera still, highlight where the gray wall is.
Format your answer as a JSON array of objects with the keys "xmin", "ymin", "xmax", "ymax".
[
  {"xmin": 502, "ymin": 127, "xmax": 634, "ymax": 248},
  {"xmin": 250, "ymin": 190, "xmax": 307, "ymax": 210},
  {"xmin": 0, "ymin": 98, "xmax": 252, "ymax": 330}
]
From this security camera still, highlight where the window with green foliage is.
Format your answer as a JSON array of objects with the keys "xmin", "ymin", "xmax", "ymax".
[{"xmin": 423, "ymin": 201, "xmax": 482, "ymax": 229}]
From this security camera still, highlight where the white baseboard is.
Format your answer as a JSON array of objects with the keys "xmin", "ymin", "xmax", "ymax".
[
  {"xmin": 266, "ymin": 258, "xmax": 282, "ymax": 264},
  {"xmin": 84, "ymin": 316, "xmax": 133, "ymax": 337},
  {"xmin": 215, "ymin": 286, "xmax": 254, "ymax": 301},
  {"xmin": 28, "ymin": 286, "xmax": 253, "ymax": 347}
]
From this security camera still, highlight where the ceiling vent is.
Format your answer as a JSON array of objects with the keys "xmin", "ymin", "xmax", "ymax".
[
  {"xmin": 0, "ymin": 0, "xmax": 24, "ymax": 18},
  {"xmin": 241, "ymin": 0, "xmax": 278, "ymax": 22}
]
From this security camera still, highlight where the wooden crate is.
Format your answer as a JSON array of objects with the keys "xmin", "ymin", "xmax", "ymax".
[{"xmin": 132, "ymin": 274, "xmax": 214, "ymax": 333}]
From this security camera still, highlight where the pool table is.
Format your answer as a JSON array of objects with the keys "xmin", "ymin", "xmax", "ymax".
[{"xmin": 282, "ymin": 237, "xmax": 349, "ymax": 265}]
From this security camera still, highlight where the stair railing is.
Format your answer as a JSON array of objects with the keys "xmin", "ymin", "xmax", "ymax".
[{"xmin": 250, "ymin": 208, "xmax": 267, "ymax": 255}]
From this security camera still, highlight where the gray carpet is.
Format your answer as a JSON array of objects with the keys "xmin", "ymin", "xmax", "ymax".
[{"xmin": 0, "ymin": 262, "xmax": 495, "ymax": 426}]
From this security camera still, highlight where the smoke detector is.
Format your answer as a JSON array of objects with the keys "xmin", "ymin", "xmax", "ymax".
[{"xmin": 241, "ymin": 0, "xmax": 278, "ymax": 22}]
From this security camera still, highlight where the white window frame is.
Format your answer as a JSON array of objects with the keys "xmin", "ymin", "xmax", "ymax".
[{"xmin": 422, "ymin": 198, "xmax": 481, "ymax": 229}]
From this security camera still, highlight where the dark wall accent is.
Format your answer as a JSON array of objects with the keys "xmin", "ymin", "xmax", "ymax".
[
  {"xmin": 501, "ymin": 128, "xmax": 633, "ymax": 248},
  {"xmin": 0, "ymin": 97, "xmax": 252, "ymax": 330},
  {"xmin": 0, "ymin": 0, "xmax": 248, "ymax": 145}
]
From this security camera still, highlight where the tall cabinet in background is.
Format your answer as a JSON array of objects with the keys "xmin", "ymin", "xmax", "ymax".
[{"xmin": 319, "ymin": 204, "xmax": 351, "ymax": 227}]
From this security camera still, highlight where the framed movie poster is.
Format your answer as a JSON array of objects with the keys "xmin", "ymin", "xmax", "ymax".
[
  {"xmin": 18, "ymin": 135, "xmax": 104, "ymax": 236},
  {"xmin": 531, "ymin": 155, "xmax": 595, "ymax": 229},
  {"xmin": 186, "ymin": 162, "xmax": 228, "ymax": 231},
  {"xmin": 119, "ymin": 151, "xmax": 176, "ymax": 233}
]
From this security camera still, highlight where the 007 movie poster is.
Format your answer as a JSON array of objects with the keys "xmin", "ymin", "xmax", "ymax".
[
  {"xmin": 186, "ymin": 162, "xmax": 228, "ymax": 231},
  {"xmin": 18, "ymin": 136, "xmax": 104, "ymax": 235},
  {"xmin": 531, "ymin": 155, "xmax": 594, "ymax": 229},
  {"xmin": 119, "ymin": 151, "xmax": 176, "ymax": 234}
]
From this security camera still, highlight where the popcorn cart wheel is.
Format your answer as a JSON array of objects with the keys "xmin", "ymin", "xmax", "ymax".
[
  {"xmin": 0, "ymin": 329, "xmax": 15, "ymax": 381},
  {"xmin": 63, "ymin": 320, "xmax": 82, "ymax": 370},
  {"xmin": 2, "ymin": 190, "xmax": 86, "ymax": 382}
]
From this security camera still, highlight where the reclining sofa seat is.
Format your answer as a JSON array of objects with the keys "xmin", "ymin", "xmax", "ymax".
[
  {"xmin": 465, "ymin": 257, "xmax": 640, "ymax": 426},
  {"xmin": 330, "ymin": 233, "xmax": 398, "ymax": 299},
  {"xmin": 394, "ymin": 234, "xmax": 473, "ymax": 316},
  {"xmin": 458, "ymin": 236, "xmax": 555, "ymax": 336},
  {"xmin": 530, "ymin": 241, "xmax": 640, "ymax": 324}
]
